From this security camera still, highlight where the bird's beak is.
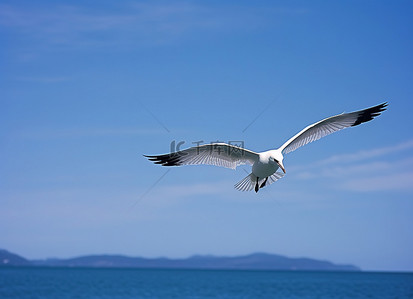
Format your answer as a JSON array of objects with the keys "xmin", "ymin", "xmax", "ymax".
[{"xmin": 278, "ymin": 162, "xmax": 286, "ymax": 174}]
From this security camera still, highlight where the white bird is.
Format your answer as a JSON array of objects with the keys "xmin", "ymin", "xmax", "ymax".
[{"xmin": 145, "ymin": 103, "xmax": 387, "ymax": 192}]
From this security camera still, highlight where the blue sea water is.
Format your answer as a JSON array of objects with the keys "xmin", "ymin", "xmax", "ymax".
[{"xmin": 0, "ymin": 267, "xmax": 412, "ymax": 298}]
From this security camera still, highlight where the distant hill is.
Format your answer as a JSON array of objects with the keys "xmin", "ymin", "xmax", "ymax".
[
  {"xmin": 0, "ymin": 249, "xmax": 31, "ymax": 266},
  {"xmin": 1, "ymin": 249, "xmax": 360, "ymax": 271}
]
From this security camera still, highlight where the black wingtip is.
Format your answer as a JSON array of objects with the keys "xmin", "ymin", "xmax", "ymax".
[
  {"xmin": 144, "ymin": 153, "xmax": 183, "ymax": 167},
  {"xmin": 352, "ymin": 102, "xmax": 388, "ymax": 127},
  {"xmin": 378, "ymin": 101, "xmax": 389, "ymax": 111}
]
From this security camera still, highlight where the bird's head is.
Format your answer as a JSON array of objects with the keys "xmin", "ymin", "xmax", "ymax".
[{"xmin": 270, "ymin": 151, "xmax": 286, "ymax": 174}]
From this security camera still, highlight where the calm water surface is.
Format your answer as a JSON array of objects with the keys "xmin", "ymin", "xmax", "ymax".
[{"xmin": 1, "ymin": 267, "xmax": 412, "ymax": 298}]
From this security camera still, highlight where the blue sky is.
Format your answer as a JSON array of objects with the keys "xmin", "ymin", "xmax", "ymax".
[{"xmin": 1, "ymin": 0, "xmax": 412, "ymax": 271}]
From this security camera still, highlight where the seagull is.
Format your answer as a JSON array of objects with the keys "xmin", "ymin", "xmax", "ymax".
[{"xmin": 145, "ymin": 103, "xmax": 387, "ymax": 192}]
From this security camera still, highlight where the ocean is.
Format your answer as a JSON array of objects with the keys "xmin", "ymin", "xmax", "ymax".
[{"xmin": 1, "ymin": 267, "xmax": 412, "ymax": 298}]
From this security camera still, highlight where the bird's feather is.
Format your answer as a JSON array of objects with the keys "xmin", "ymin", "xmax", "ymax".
[
  {"xmin": 234, "ymin": 172, "xmax": 285, "ymax": 191},
  {"xmin": 279, "ymin": 102, "xmax": 387, "ymax": 155},
  {"xmin": 234, "ymin": 173, "xmax": 258, "ymax": 191},
  {"xmin": 145, "ymin": 143, "xmax": 259, "ymax": 170}
]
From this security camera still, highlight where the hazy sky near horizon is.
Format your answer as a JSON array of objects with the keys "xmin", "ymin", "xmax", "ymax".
[{"xmin": 1, "ymin": 0, "xmax": 413, "ymax": 271}]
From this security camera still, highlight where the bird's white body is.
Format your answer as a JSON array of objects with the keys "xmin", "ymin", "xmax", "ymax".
[
  {"xmin": 146, "ymin": 103, "xmax": 387, "ymax": 192},
  {"xmin": 252, "ymin": 150, "xmax": 283, "ymax": 178}
]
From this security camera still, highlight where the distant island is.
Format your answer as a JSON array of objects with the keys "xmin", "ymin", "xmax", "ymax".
[{"xmin": 0, "ymin": 249, "xmax": 360, "ymax": 271}]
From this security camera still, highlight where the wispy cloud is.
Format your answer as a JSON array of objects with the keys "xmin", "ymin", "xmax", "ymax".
[
  {"xmin": 14, "ymin": 76, "xmax": 71, "ymax": 83},
  {"xmin": 12, "ymin": 127, "xmax": 166, "ymax": 139},
  {"xmin": 316, "ymin": 139, "xmax": 413, "ymax": 166},
  {"xmin": 291, "ymin": 139, "xmax": 413, "ymax": 193},
  {"xmin": 143, "ymin": 180, "xmax": 233, "ymax": 203},
  {"xmin": 0, "ymin": 2, "xmax": 308, "ymax": 50},
  {"xmin": 0, "ymin": 3, "xmax": 229, "ymax": 49},
  {"xmin": 340, "ymin": 171, "xmax": 413, "ymax": 192}
]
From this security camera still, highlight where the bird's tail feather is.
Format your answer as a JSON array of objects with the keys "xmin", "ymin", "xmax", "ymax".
[
  {"xmin": 234, "ymin": 172, "xmax": 285, "ymax": 192},
  {"xmin": 267, "ymin": 172, "xmax": 285, "ymax": 185},
  {"xmin": 234, "ymin": 173, "xmax": 257, "ymax": 191}
]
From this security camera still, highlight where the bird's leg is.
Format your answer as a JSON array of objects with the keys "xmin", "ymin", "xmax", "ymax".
[
  {"xmin": 255, "ymin": 177, "xmax": 259, "ymax": 193},
  {"xmin": 260, "ymin": 177, "xmax": 268, "ymax": 188}
]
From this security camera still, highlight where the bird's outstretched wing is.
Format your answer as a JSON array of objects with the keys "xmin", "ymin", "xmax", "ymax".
[
  {"xmin": 279, "ymin": 102, "xmax": 387, "ymax": 155},
  {"xmin": 145, "ymin": 143, "xmax": 259, "ymax": 169}
]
